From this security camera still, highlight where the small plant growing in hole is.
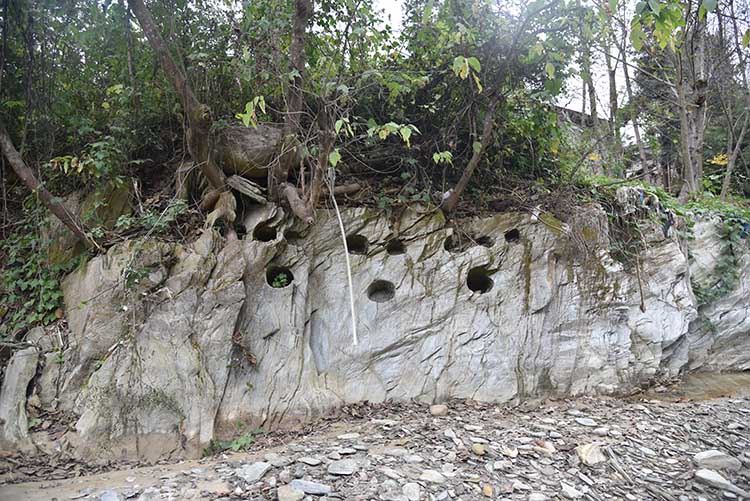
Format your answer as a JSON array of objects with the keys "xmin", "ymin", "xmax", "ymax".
[
  {"xmin": 267, "ymin": 266, "xmax": 294, "ymax": 288},
  {"xmin": 271, "ymin": 272, "xmax": 289, "ymax": 288}
]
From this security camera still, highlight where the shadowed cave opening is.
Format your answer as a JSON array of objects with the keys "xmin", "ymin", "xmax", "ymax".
[
  {"xmin": 266, "ymin": 266, "xmax": 294, "ymax": 288},
  {"xmin": 386, "ymin": 238, "xmax": 406, "ymax": 255},
  {"xmin": 467, "ymin": 266, "xmax": 493, "ymax": 294},
  {"xmin": 346, "ymin": 234, "xmax": 369, "ymax": 254},
  {"xmin": 253, "ymin": 222, "xmax": 277, "ymax": 242},
  {"xmin": 367, "ymin": 280, "xmax": 395, "ymax": 302},
  {"xmin": 504, "ymin": 228, "xmax": 520, "ymax": 243}
]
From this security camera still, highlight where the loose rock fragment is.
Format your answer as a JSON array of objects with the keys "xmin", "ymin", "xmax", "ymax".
[
  {"xmin": 575, "ymin": 443, "xmax": 607, "ymax": 466},
  {"xmin": 694, "ymin": 469, "xmax": 750, "ymax": 497},
  {"xmin": 420, "ymin": 469, "xmax": 446, "ymax": 483},
  {"xmin": 236, "ymin": 462, "xmax": 271, "ymax": 483},
  {"xmin": 289, "ymin": 479, "xmax": 332, "ymax": 495},
  {"xmin": 472, "ymin": 443, "xmax": 487, "ymax": 456},
  {"xmin": 403, "ymin": 482, "xmax": 420, "ymax": 501},
  {"xmin": 693, "ymin": 450, "xmax": 741, "ymax": 472},
  {"xmin": 328, "ymin": 459, "xmax": 358, "ymax": 475},
  {"xmin": 277, "ymin": 484, "xmax": 305, "ymax": 501},
  {"xmin": 430, "ymin": 404, "xmax": 449, "ymax": 416}
]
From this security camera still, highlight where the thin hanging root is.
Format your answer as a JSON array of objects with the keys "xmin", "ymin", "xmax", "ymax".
[{"xmin": 328, "ymin": 172, "xmax": 358, "ymax": 346}]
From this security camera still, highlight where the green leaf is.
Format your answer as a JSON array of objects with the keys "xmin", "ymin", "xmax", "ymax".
[
  {"xmin": 399, "ymin": 126, "xmax": 412, "ymax": 147},
  {"xmin": 630, "ymin": 21, "xmax": 645, "ymax": 51},
  {"xmin": 472, "ymin": 141, "xmax": 482, "ymax": 154},
  {"xmin": 328, "ymin": 149, "xmax": 341, "ymax": 167},
  {"xmin": 648, "ymin": 0, "xmax": 660, "ymax": 15},
  {"xmin": 698, "ymin": 4, "xmax": 707, "ymax": 20},
  {"xmin": 423, "ymin": 0, "xmax": 434, "ymax": 24},
  {"xmin": 743, "ymin": 29, "xmax": 750, "ymax": 48},
  {"xmin": 635, "ymin": 1, "xmax": 647, "ymax": 14},
  {"xmin": 467, "ymin": 57, "xmax": 481, "ymax": 73},
  {"xmin": 545, "ymin": 62, "xmax": 555, "ymax": 78},
  {"xmin": 702, "ymin": 0, "xmax": 717, "ymax": 12},
  {"xmin": 335, "ymin": 119, "xmax": 344, "ymax": 134},
  {"xmin": 608, "ymin": 0, "xmax": 617, "ymax": 11}
]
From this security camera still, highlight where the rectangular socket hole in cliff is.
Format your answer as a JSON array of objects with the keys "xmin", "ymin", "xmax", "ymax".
[
  {"xmin": 367, "ymin": 280, "xmax": 395, "ymax": 302},
  {"xmin": 386, "ymin": 238, "xmax": 406, "ymax": 255},
  {"xmin": 467, "ymin": 266, "xmax": 493, "ymax": 294},
  {"xmin": 266, "ymin": 266, "xmax": 294, "ymax": 288},
  {"xmin": 346, "ymin": 234, "xmax": 369, "ymax": 254},
  {"xmin": 253, "ymin": 222, "xmax": 277, "ymax": 242},
  {"xmin": 504, "ymin": 228, "xmax": 520, "ymax": 243}
]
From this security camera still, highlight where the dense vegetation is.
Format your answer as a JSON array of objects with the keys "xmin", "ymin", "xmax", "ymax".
[{"xmin": 1, "ymin": 0, "xmax": 750, "ymax": 344}]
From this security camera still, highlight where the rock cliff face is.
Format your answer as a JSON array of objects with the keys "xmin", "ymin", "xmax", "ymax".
[{"xmin": 3, "ymin": 200, "xmax": 748, "ymax": 460}]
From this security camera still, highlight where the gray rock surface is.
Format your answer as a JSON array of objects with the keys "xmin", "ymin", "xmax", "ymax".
[
  {"xmin": 0, "ymin": 347, "xmax": 38, "ymax": 451},
  {"xmin": 686, "ymin": 217, "xmax": 750, "ymax": 371},
  {"xmin": 11, "ymin": 203, "xmax": 750, "ymax": 460}
]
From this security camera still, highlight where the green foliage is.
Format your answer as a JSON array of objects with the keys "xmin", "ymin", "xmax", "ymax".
[
  {"xmin": 271, "ymin": 272, "xmax": 289, "ymax": 289},
  {"xmin": 0, "ymin": 214, "xmax": 82, "ymax": 342},
  {"xmin": 202, "ymin": 428, "xmax": 262, "ymax": 456},
  {"xmin": 49, "ymin": 135, "xmax": 127, "ymax": 188},
  {"xmin": 112, "ymin": 198, "xmax": 188, "ymax": 237}
]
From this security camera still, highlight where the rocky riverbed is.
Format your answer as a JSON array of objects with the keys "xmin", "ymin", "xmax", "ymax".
[{"xmin": 1, "ymin": 379, "xmax": 748, "ymax": 501}]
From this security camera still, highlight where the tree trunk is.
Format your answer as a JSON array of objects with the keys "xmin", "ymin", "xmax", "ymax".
[
  {"xmin": 126, "ymin": 0, "xmax": 226, "ymax": 191},
  {"xmin": 618, "ymin": 29, "xmax": 649, "ymax": 183},
  {"xmin": 0, "ymin": 126, "xmax": 93, "ymax": 246},
  {"xmin": 443, "ymin": 98, "xmax": 499, "ymax": 214},
  {"xmin": 268, "ymin": 0, "xmax": 313, "ymax": 200}
]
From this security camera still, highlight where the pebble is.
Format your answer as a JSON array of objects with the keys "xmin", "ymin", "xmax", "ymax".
[
  {"xmin": 693, "ymin": 450, "xmax": 742, "ymax": 472},
  {"xmin": 575, "ymin": 443, "xmax": 607, "ymax": 466},
  {"xmin": 528, "ymin": 494, "xmax": 549, "ymax": 501},
  {"xmin": 694, "ymin": 469, "xmax": 749, "ymax": 497},
  {"xmin": 277, "ymin": 484, "xmax": 304, "ymax": 501},
  {"xmin": 501, "ymin": 446, "xmax": 518, "ymax": 458},
  {"xmin": 297, "ymin": 456, "xmax": 321, "ymax": 466},
  {"xmin": 471, "ymin": 443, "xmax": 487, "ymax": 456},
  {"xmin": 289, "ymin": 479, "xmax": 332, "ymax": 495},
  {"xmin": 328, "ymin": 459, "xmax": 358, "ymax": 475},
  {"xmin": 419, "ymin": 469, "xmax": 446, "ymax": 483},
  {"xmin": 575, "ymin": 418, "xmax": 597, "ymax": 427},
  {"xmin": 561, "ymin": 481, "xmax": 584, "ymax": 499},
  {"xmin": 235, "ymin": 462, "xmax": 271, "ymax": 483},
  {"xmin": 403, "ymin": 482, "xmax": 420, "ymax": 500},
  {"xmin": 430, "ymin": 404, "xmax": 449, "ymax": 416}
]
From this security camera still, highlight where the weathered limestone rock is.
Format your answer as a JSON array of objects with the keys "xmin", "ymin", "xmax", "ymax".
[
  {"xmin": 23, "ymin": 204, "xmax": 749, "ymax": 461},
  {"xmin": 217, "ymin": 205, "xmax": 698, "ymax": 431},
  {"xmin": 686, "ymin": 217, "xmax": 750, "ymax": 371},
  {"xmin": 40, "ymin": 229, "xmax": 246, "ymax": 460},
  {"xmin": 0, "ymin": 347, "xmax": 38, "ymax": 451}
]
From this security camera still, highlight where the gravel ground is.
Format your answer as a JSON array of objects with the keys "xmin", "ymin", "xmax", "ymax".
[{"xmin": 1, "ymin": 381, "xmax": 749, "ymax": 501}]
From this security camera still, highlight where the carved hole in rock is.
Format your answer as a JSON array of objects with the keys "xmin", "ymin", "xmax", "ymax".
[
  {"xmin": 367, "ymin": 280, "xmax": 395, "ymax": 303},
  {"xmin": 475, "ymin": 236, "xmax": 494, "ymax": 247},
  {"xmin": 386, "ymin": 239, "xmax": 406, "ymax": 255},
  {"xmin": 346, "ymin": 234, "xmax": 369, "ymax": 254},
  {"xmin": 253, "ymin": 222, "xmax": 277, "ymax": 242},
  {"xmin": 444, "ymin": 233, "xmax": 493, "ymax": 252},
  {"xmin": 284, "ymin": 230, "xmax": 303, "ymax": 242},
  {"xmin": 266, "ymin": 266, "xmax": 294, "ymax": 288},
  {"xmin": 504, "ymin": 228, "xmax": 520, "ymax": 243},
  {"xmin": 467, "ymin": 266, "xmax": 493, "ymax": 294}
]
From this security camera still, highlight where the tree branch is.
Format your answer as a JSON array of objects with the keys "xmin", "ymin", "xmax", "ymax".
[{"xmin": 0, "ymin": 125, "xmax": 95, "ymax": 247}]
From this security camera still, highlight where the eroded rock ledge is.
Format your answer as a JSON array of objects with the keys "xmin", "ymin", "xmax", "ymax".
[{"xmin": 2, "ymin": 201, "xmax": 748, "ymax": 460}]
